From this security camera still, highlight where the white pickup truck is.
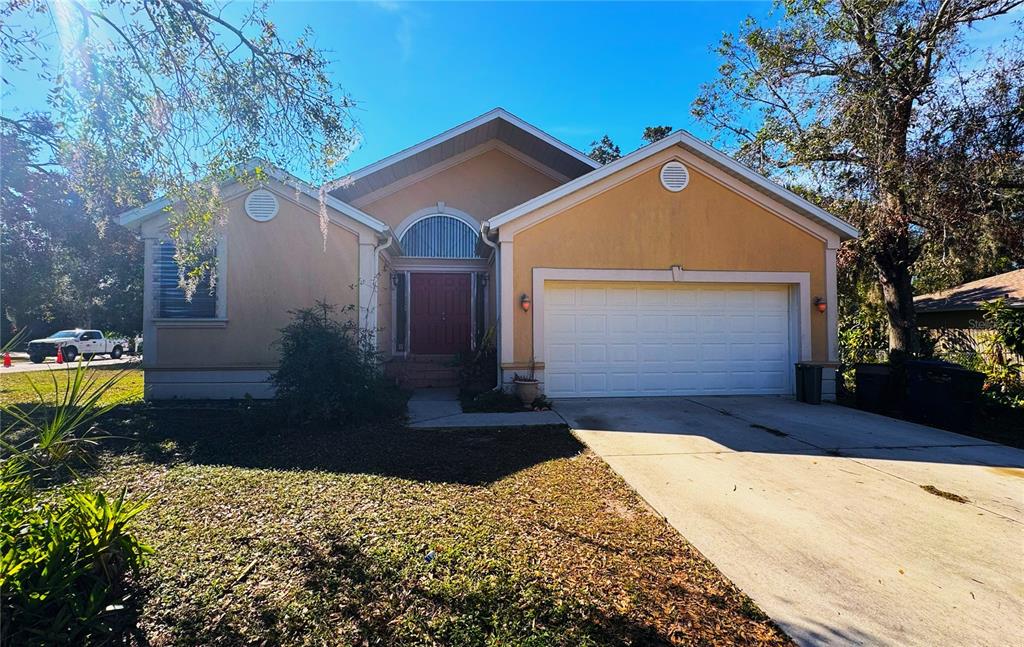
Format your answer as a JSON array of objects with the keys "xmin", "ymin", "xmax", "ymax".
[{"xmin": 27, "ymin": 329, "xmax": 127, "ymax": 363}]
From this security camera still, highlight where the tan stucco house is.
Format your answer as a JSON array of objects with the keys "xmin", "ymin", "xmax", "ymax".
[{"xmin": 119, "ymin": 108, "xmax": 858, "ymax": 400}]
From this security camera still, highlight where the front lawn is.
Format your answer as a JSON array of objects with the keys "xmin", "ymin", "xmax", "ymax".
[
  {"xmin": 6, "ymin": 368, "xmax": 790, "ymax": 645},
  {"xmin": 0, "ymin": 362, "xmax": 144, "ymax": 408}
]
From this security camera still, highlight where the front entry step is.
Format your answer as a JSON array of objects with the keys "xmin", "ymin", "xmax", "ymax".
[{"xmin": 386, "ymin": 355, "xmax": 460, "ymax": 389}]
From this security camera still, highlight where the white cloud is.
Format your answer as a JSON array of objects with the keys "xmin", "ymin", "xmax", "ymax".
[{"xmin": 373, "ymin": 1, "xmax": 415, "ymax": 63}]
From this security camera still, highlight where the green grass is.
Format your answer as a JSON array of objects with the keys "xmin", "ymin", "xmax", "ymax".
[
  {"xmin": 10, "ymin": 372, "xmax": 789, "ymax": 646},
  {"xmin": 0, "ymin": 364, "xmax": 144, "ymax": 408}
]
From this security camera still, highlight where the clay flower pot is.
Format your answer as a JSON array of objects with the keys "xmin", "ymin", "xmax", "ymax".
[{"xmin": 513, "ymin": 379, "xmax": 540, "ymax": 405}]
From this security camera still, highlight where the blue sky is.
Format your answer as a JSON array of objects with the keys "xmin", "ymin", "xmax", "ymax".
[
  {"xmin": 5, "ymin": 1, "xmax": 1019, "ymax": 175},
  {"xmin": 272, "ymin": 1, "xmax": 773, "ymax": 169},
  {"xmin": 4, "ymin": 1, "xmax": 774, "ymax": 171}
]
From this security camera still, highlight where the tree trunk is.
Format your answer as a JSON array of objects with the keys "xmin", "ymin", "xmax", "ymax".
[{"xmin": 876, "ymin": 256, "xmax": 919, "ymax": 355}]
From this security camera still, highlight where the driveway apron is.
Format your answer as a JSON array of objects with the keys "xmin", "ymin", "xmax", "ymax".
[{"xmin": 557, "ymin": 396, "xmax": 1024, "ymax": 647}]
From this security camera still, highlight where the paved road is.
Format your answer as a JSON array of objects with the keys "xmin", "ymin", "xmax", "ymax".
[
  {"xmin": 557, "ymin": 396, "xmax": 1024, "ymax": 647},
  {"xmin": 1, "ymin": 355, "xmax": 139, "ymax": 374}
]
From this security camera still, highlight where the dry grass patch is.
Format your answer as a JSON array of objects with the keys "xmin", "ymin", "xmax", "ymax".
[{"xmin": 84, "ymin": 402, "xmax": 789, "ymax": 646}]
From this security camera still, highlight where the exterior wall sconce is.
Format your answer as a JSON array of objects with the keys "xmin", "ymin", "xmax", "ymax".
[
  {"xmin": 479, "ymin": 273, "xmax": 489, "ymax": 287},
  {"xmin": 814, "ymin": 297, "xmax": 827, "ymax": 314},
  {"xmin": 390, "ymin": 272, "xmax": 402, "ymax": 288},
  {"xmin": 520, "ymin": 293, "xmax": 532, "ymax": 312}
]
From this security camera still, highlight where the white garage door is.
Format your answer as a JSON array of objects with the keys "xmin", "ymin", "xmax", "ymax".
[{"xmin": 544, "ymin": 282, "xmax": 793, "ymax": 398}]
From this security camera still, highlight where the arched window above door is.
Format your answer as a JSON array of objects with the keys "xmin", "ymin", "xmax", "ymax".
[{"xmin": 399, "ymin": 214, "xmax": 482, "ymax": 258}]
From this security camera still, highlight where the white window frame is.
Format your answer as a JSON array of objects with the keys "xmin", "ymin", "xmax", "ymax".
[{"xmin": 150, "ymin": 235, "xmax": 228, "ymax": 327}]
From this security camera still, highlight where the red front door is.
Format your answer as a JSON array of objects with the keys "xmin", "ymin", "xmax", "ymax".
[{"xmin": 409, "ymin": 273, "xmax": 472, "ymax": 354}]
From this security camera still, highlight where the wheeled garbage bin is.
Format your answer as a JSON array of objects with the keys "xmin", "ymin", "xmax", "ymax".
[
  {"xmin": 904, "ymin": 360, "xmax": 984, "ymax": 432},
  {"xmin": 794, "ymin": 363, "xmax": 823, "ymax": 404},
  {"xmin": 854, "ymin": 363, "xmax": 893, "ymax": 413}
]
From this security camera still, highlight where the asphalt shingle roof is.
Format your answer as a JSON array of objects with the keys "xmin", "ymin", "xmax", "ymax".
[{"xmin": 914, "ymin": 269, "xmax": 1024, "ymax": 312}]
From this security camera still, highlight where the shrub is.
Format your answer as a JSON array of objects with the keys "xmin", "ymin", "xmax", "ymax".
[
  {"xmin": 936, "ymin": 297, "xmax": 1024, "ymax": 409},
  {"xmin": 460, "ymin": 389, "xmax": 524, "ymax": 413},
  {"xmin": 272, "ymin": 301, "xmax": 406, "ymax": 423},
  {"xmin": 838, "ymin": 307, "xmax": 888, "ymax": 392},
  {"xmin": 2, "ymin": 362, "xmax": 129, "ymax": 482},
  {"xmin": 455, "ymin": 325, "xmax": 497, "ymax": 396},
  {"xmin": 980, "ymin": 298, "xmax": 1024, "ymax": 358},
  {"xmin": 0, "ymin": 361, "xmax": 151, "ymax": 645},
  {"xmin": 0, "ymin": 482, "xmax": 151, "ymax": 646}
]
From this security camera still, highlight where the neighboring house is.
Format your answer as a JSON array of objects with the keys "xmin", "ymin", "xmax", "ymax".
[
  {"xmin": 915, "ymin": 268, "xmax": 1024, "ymax": 329},
  {"xmin": 118, "ymin": 108, "xmax": 859, "ymax": 400}
]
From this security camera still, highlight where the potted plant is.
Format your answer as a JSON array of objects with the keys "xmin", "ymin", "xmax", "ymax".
[{"xmin": 513, "ymin": 361, "xmax": 540, "ymax": 405}]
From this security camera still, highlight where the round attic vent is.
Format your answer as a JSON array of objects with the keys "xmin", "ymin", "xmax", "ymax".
[
  {"xmin": 244, "ymin": 189, "xmax": 279, "ymax": 222},
  {"xmin": 660, "ymin": 161, "xmax": 689, "ymax": 192}
]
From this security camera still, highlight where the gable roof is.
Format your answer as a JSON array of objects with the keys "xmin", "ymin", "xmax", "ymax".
[
  {"xmin": 915, "ymin": 269, "xmax": 1024, "ymax": 312},
  {"xmin": 117, "ymin": 161, "xmax": 388, "ymax": 234},
  {"xmin": 329, "ymin": 108, "xmax": 600, "ymax": 204},
  {"xmin": 485, "ymin": 131, "xmax": 860, "ymax": 241}
]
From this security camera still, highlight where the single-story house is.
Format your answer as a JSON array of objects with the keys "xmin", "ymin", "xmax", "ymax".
[
  {"xmin": 118, "ymin": 108, "xmax": 859, "ymax": 400},
  {"xmin": 915, "ymin": 269, "xmax": 1024, "ymax": 329}
]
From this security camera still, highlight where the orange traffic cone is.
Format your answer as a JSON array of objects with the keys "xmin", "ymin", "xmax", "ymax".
[
  {"xmin": 56, "ymin": 347, "xmax": 64, "ymax": 364},
  {"xmin": 2, "ymin": 352, "xmax": 10, "ymax": 368}
]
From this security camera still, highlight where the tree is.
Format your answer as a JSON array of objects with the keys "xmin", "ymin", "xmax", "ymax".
[
  {"xmin": 588, "ymin": 134, "xmax": 622, "ymax": 164},
  {"xmin": 642, "ymin": 125, "xmax": 673, "ymax": 144},
  {"xmin": 1, "ymin": 121, "xmax": 143, "ymax": 344},
  {"xmin": 588, "ymin": 125, "xmax": 675, "ymax": 164},
  {"xmin": 1, "ymin": 0, "xmax": 359, "ymax": 297},
  {"xmin": 692, "ymin": 0, "xmax": 1024, "ymax": 353}
]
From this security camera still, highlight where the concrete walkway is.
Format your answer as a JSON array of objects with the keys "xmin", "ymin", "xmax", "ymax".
[
  {"xmin": 557, "ymin": 396, "xmax": 1024, "ymax": 647},
  {"xmin": 407, "ymin": 388, "xmax": 563, "ymax": 428}
]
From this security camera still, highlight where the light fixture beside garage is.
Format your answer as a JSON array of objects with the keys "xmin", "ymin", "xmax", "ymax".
[
  {"xmin": 520, "ymin": 293, "xmax": 531, "ymax": 312},
  {"xmin": 244, "ymin": 189, "xmax": 279, "ymax": 222},
  {"xmin": 815, "ymin": 297, "xmax": 827, "ymax": 313},
  {"xmin": 660, "ymin": 161, "xmax": 690, "ymax": 192}
]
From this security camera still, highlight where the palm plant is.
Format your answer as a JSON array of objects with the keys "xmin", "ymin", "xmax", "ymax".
[
  {"xmin": 0, "ymin": 359, "xmax": 151, "ymax": 644},
  {"xmin": 1, "ymin": 359, "xmax": 132, "ymax": 481}
]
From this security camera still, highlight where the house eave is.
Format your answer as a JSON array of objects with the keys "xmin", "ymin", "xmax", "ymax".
[
  {"xmin": 115, "ymin": 161, "xmax": 389, "ymax": 235},
  {"xmin": 485, "ymin": 131, "xmax": 860, "ymax": 241},
  {"xmin": 334, "ymin": 108, "xmax": 600, "ymax": 191}
]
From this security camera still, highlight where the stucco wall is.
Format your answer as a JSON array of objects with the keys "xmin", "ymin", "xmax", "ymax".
[
  {"xmin": 359, "ymin": 147, "xmax": 561, "ymax": 228},
  {"xmin": 377, "ymin": 254, "xmax": 393, "ymax": 357},
  {"xmin": 510, "ymin": 153, "xmax": 830, "ymax": 364},
  {"xmin": 152, "ymin": 192, "xmax": 361, "ymax": 369}
]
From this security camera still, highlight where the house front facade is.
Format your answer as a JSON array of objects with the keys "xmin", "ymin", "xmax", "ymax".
[{"xmin": 119, "ymin": 108, "xmax": 858, "ymax": 400}]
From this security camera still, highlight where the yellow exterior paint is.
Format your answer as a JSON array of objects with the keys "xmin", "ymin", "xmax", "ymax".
[
  {"xmin": 359, "ymin": 144, "xmax": 542, "ymax": 353},
  {"xmin": 510, "ymin": 154, "xmax": 829, "ymax": 363},
  {"xmin": 154, "ymin": 192, "xmax": 361, "ymax": 369},
  {"xmin": 377, "ymin": 254, "xmax": 393, "ymax": 357},
  {"xmin": 360, "ymin": 147, "xmax": 561, "ymax": 228}
]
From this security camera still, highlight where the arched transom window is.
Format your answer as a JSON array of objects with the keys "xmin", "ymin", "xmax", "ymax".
[{"xmin": 399, "ymin": 214, "xmax": 482, "ymax": 258}]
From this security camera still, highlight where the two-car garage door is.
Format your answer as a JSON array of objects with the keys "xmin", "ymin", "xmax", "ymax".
[{"xmin": 543, "ymin": 282, "xmax": 794, "ymax": 398}]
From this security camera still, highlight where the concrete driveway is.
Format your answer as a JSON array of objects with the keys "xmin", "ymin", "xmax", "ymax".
[{"xmin": 556, "ymin": 396, "xmax": 1024, "ymax": 647}]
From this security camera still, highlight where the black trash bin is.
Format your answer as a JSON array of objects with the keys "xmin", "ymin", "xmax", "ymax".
[
  {"xmin": 904, "ymin": 360, "xmax": 985, "ymax": 432},
  {"xmin": 854, "ymin": 363, "xmax": 892, "ymax": 413},
  {"xmin": 795, "ymin": 363, "xmax": 823, "ymax": 404}
]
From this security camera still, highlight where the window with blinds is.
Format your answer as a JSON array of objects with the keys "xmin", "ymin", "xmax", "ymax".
[
  {"xmin": 155, "ymin": 242, "xmax": 218, "ymax": 318},
  {"xmin": 399, "ymin": 215, "xmax": 482, "ymax": 258}
]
